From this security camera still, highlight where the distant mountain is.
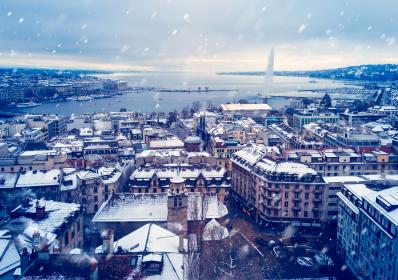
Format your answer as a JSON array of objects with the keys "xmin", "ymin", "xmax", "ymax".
[
  {"xmin": 218, "ymin": 64, "xmax": 398, "ymax": 82},
  {"xmin": 0, "ymin": 67, "xmax": 112, "ymax": 75}
]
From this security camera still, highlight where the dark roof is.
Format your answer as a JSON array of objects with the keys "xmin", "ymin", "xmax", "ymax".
[{"xmin": 21, "ymin": 254, "xmax": 94, "ymax": 280}]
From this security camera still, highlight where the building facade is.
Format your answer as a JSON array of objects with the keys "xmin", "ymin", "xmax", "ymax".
[
  {"xmin": 230, "ymin": 145, "xmax": 327, "ymax": 227},
  {"xmin": 337, "ymin": 183, "xmax": 398, "ymax": 280}
]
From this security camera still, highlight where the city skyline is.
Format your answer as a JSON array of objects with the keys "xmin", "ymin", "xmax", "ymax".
[{"xmin": 1, "ymin": 0, "xmax": 398, "ymax": 72}]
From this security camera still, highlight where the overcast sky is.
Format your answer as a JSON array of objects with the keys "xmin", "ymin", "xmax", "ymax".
[{"xmin": 0, "ymin": 0, "xmax": 397, "ymax": 71}]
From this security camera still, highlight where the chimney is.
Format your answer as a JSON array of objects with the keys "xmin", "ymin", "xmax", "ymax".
[
  {"xmin": 178, "ymin": 235, "xmax": 185, "ymax": 253},
  {"xmin": 20, "ymin": 247, "xmax": 30, "ymax": 273},
  {"xmin": 32, "ymin": 230, "xmax": 41, "ymax": 251},
  {"xmin": 89, "ymin": 258, "xmax": 98, "ymax": 280},
  {"xmin": 102, "ymin": 229, "xmax": 114, "ymax": 254},
  {"xmin": 35, "ymin": 200, "xmax": 45, "ymax": 220}
]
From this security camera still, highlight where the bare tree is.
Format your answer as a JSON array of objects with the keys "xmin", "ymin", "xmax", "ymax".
[
  {"xmin": 191, "ymin": 101, "xmax": 201, "ymax": 114},
  {"xmin": 181, "ymin": 105, "xmax": 190, "ymax": 119},
  {"xmin": 199, "ymin": 232, "xmax": 266, "ymax": 279}
]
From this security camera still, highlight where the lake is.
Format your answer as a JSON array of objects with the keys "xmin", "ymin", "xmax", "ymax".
[{"xmin": 15, "ymin": 72, "xmax": 358, "ymax": 115}]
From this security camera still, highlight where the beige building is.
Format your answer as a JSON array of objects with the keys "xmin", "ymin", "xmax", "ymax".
[
  {"xmin": 230, "ymin": 144, "xmax": 327, "ymax": 227},
  {"xmin": 77, "ymin": 167, "xmax": 122, "ymax": 214},
  {"xmin": 129, "ymin": 164, "xmax": 230, "ymax": 202},
  {"xmin": 220, "ymin": 103, "xmax": 272, "ymax": 118},
  {"xmin": 284, "ymin": 149, "xmax": 398, "ymax": 177},
  {"xmin": 0, "ymin": 150, "xmax": 68, "ymax": 173}
]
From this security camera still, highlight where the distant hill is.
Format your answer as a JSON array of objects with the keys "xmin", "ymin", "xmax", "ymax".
[
  {"xmin": 218, "ymin": 64, "xmax": 398, "ymax": 82},
  {"xmin": 0, "ymin": 67, "xmax": 112, "ymax": 75}
]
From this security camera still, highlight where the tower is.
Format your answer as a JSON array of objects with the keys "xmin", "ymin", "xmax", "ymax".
[{"xmin": 167, "ymin": 176, "xmax": 188, "ymax": 237}]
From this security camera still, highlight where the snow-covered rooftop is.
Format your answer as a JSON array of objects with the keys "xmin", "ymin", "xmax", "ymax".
[
  {"xmin": 0, "ymin": 231, "xmax": 20, "ymax": 278},
  {"xmin": 16, "ymin": 169, "xmax": 61, "ymax": 188},
  {"xmin": 149, "ymin": 138, "xmax": 184, "ymax": 149},
  {"xmin": 92, "ymin": 193, "xmax": 228, "ymax": 223},
  {"xmin": 95, "ymin": 223, "xmax": 187, "ymax": 254},
  {"xmin": 131, "ymin": 166, "xmax": 226, "ymax": 181},
  {"xmin": 95, "ymin": 223, "xmax": 185, "ymax": 280},
  {"xmin": 0, "ymin": 173, "xmax": 18, "ymax": 189},
  {"xmin": 233, "ymin": 145, "xmax": 317, "ymax": 177}
]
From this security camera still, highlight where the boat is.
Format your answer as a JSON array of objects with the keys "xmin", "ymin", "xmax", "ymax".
[
  {"xmin": 76, "ymin": 96, "xmax": 94, "ymax": 102},
  {"xmin": 15, "ymin": 101, "xmax": 41, "ymax": 108}
]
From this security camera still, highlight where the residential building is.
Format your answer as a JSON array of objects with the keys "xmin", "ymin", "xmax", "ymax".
[
  {"xmin": 337, "ymin": 182, "xmax": 398, "ymax": 280},
  {"xmin": 230, "ymin": 144, "xmax": 327, "ymax": 227},
  {"xmin": 2, "ymin": 199, "xmax": 83, "ymax": 254}
]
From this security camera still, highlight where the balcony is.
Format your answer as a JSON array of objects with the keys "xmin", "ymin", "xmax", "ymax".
[
  {"xmin": 293, "ymin": 197, "xmax": 302, "ymax": 202},
  {"xmin": 292, "ymin": 206, "xmax": 301, "ymax": 211},
  {"xmin": 314, "ymin": 189, "xmax": 322, "ymax": 194},
  {"xmin": 313, "ymin": 198, "xmax": 322, "ymax": 203},
  {"xmin": 293, "ymin": 188, "xmax": 302, "ymax": 193}
]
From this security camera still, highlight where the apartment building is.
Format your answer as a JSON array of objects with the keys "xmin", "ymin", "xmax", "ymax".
[
  {"xmin": 337, "ymin": 182, "xmax": 398, "ymax": 280},
  {"xmin": 0, "ymin": 149, "xmax": 68, "ymax": 173},
  {"xmin": 285, "ymin": 149, "xmax": 398, "ymax": 177},
  {"xmin": 230, "ymin": 144, "xmax": 327, "ymax": 227}
]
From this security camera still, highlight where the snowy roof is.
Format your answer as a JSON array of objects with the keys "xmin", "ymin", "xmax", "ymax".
[
  {"xmin": 16, "ymin": 169, "xmax": 61, "ymax": 188},
  {"xmin": 142, "ymin": 253, "xmax": 163, "ymax": 263},
  {"xmin": 76, "ymin": 170, "xmax": 99, "ymax": 181},
  {"xmin": 149, "ymin": 139, "xmax": 184, "ymax": 149},
  {"xmin": 61, "ymin": 168, "xmax": 78, "ymax": 191},
  {"xmin": 98, "ymin": 167, "xmax": 122, "ymax": 184},
  {"xmin": 0, "ymin": 173, "xmax": 18, "ymax": 189},
  {"xmin": 233, "ymin": 145, "xmax": 317, "ymax": 177},
  {"xmin": 323, "ymin": 176, "xmax": 366, "ymax": 184},
  {"xmin": 9, "ymin": 199, "xmax": 81, "ymax": 235},
  {"xmin": 364, "ymin": 186, "xmax": 398, "ymax": 225},
  {"xmin": 184, "ymin": 135, "xmax": 201, "ymax": 144},
  {"xmin": 0, "ymin": 231, "xmax": 20, "ymax": 277},
  {"xmin": 92, "ymin": 193, "xmax": 228, "ymax": 223},
  {"xmin": 202, "ymin": 219, "xmax": 229, "ymax": 241},
  {"xmin": 95, "ymin": 223, "xmax": 185, "ymax": 280},
  {"xmin": 131, "ymin": 166, "xmax": 226, "ymax": 181},
  {"xmin": 19, "ymin": 150, "xmax": 59, "ymax": 157},
  {"xmin": 95, "ymin": 223, "xmax": 187, "ymax": 254},
  {"xmin": 221, "ymin": 103, "xmax": 272, "ymax": 112}
]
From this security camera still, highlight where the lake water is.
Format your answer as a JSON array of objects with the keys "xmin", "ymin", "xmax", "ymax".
[{"xmin": 15, "ymin": 72, "xmax": 358, "ymax": 115}]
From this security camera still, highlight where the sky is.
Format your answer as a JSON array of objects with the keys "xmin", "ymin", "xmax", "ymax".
[{"xmin": 0, "ymin": 0, "xmax": 398, "ymax": 72}]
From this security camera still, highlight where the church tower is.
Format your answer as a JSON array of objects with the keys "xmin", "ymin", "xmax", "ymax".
[{"xmin": 167, "ymin": 176, "xmax": 188, "ymax": 237}]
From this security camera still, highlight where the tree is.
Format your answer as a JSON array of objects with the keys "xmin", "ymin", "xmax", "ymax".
[
  {"xmin": 199, "ymin": 233, "xmax": 265, "ymax": 279},
  {"xmin": 319, "ymin": 93, "xmax": 332, "ymax": 109},
  {"xmin": 191, "ymin": 101, "xmax": 201, "ymax": 114},
  {"xmin": 302, "ymin": 97, "xmax": 312, "ymax": 108},
  {"xmin": 167, "ymin": 111, "xmax": 177, "ymax": 124},
  {"xmin": 181, "ymin": 105, "xmax": 190, "ymax": 119}
]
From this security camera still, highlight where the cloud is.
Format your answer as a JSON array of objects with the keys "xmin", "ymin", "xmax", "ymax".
[{"xmin": 0, "ymin": 0, "xmax": 398, "ymax": 71}]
